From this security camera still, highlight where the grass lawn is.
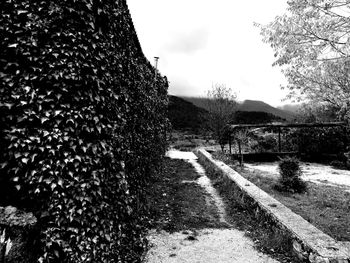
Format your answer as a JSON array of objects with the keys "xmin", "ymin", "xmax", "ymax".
[
  {"xmin": 213, "ymin": 152, "xmax": 350, "ymax": 242},
  {"xmin": 146, "ymin": 157, "xmax": 225, "ymax": 232},
  {"xmin": 150, "ymin": 154, "xmax": 302, "ymax": 262}
]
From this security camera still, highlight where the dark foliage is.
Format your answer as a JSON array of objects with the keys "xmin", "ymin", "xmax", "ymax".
[
  {"xmin": 0, "ymin": 0, "xmax": 168, "ymax": 262},
  {"xmin": 275, "ymin": 157, "xmax": 307, "ymax": 193},
  {"xmin": 284, "ymin": 127, "xmax": 346, "ymax": 156},
  {"xmin": 330, "ymin": 160, "xmax": 347, "ymax": 170},
  {"xmin": 251, "ymin": 134, "xmax": 279, "ymax": 152}
]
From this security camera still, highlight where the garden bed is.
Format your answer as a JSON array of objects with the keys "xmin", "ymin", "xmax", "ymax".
[{"xmin": 213, "ymin": 152, "xmax": 350, "ymax": 242}]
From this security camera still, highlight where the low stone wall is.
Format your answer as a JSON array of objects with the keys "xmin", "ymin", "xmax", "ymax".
[
  {"xmin": 0, "ymin": 206, "xmax": 38, "ymax": 263},
  {"xmin": 196, "ymin": 148, "xmax": 350, "ymax": 263}
]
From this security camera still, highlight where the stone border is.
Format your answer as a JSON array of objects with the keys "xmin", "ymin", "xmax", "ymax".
[
  {"xmin": 196, "ymin": 148, "xmax": 350, "ymax": 263},
  {"xmin": 0, "ymin": 206, "xmax": 38, "ymax": 263}
]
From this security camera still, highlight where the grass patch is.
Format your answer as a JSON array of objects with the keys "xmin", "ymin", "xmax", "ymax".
[
  {"xmin": 146, "ymin": 158, "xmax": 226, "ymax": 233},
  {"xmin": 213, "ymin": 152, "xmax": 350, "ymax": 242},
  {"xmin": 198, "ymin": 159, "xmax": 302, "ymax": 263}
]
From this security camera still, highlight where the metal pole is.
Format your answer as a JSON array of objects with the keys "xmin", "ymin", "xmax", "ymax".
[
  {"xmin": 154, "ymin": 57, "xmax": 159, "ymax": 81},
  {"xmin": 238, "ymin": 140, "xmax": 243, "ymax": 167}
]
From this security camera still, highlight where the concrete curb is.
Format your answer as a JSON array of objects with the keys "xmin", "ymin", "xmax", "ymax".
[{"xmin": 196, "ymin": 148, "xmax": 350, "ymax": 263}]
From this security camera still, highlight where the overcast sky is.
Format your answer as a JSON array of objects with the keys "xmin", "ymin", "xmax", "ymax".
[{"xmin": 127, "ymin": 0, "xmax": 290, "ymax": 106}]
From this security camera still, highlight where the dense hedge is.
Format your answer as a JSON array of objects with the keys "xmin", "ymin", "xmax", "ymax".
[
  {"xmin": 0, "ymin": 0, "xmax": 168, "ymax": 262},
  {"xmin": 285, "ymin": 127, "xmax": 346, "ymax": 156}
]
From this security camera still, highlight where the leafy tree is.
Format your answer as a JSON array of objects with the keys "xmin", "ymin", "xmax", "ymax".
[
  {"xmin": 295, "ymin": 101, "xmax": 339, "ymax": 123},
  {"xmin": 257, "ymin": 0, "xmax": 350, "ymax": 121},
  {"xmin": 285, "ymin": 102, "xmax": 346, "ymax": 157},
  {"xmin": 205, "ymin": 83, "xmax": 237, "ymax": 151}
]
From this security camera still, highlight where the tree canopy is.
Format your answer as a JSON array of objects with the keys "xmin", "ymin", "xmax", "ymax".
[
  {"xmin": 258, "ymin": 0, "xmax": 350, "ymax": 121},
  {"xmin": 205, "ymin": 83, "xmax": 237, "ymax": 149}
]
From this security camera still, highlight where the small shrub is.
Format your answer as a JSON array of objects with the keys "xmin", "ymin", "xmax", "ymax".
[
  {"xmin": 330, "ymin": 160, "xmax": 346, "ymax": 169},
  {"xmin": 252, "ymin": 134, "xmax": 278, "ymax": 152},
  {"xmin": 275, "ymin": 157, "xmax": 307, "ymax": 193}
]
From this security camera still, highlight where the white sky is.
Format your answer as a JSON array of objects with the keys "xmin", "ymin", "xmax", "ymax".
[{"xmin": 127, "ymin": 0, "xmax": 290, "ymax": 106}]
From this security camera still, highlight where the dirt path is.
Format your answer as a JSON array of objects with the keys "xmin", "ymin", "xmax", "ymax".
[
  {"xmin": 145, "ymin": 228, "xmax": 278, "ymax": 263},
  {"xmin": 144, "ymin": 150, "xmax": 279, "ymax": 263}
]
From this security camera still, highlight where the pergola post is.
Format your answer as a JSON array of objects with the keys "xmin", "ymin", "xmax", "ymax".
[
  {"xmin": 229, "ymin": 134, "xmax": 232, "ymax": 154},
  {"xmin": 343, "ymin": 125, "xmax": 348, "ymax": 151},
  {"xmin": 278, "ymin": 127, "xmax": 281, "ymax": 153},
  {"xmin": 226, "ymin": 122, "xmax": 345, "ymax": 161},
  {"xmin": 238, "ymin": 140, "xmax": 243, "ymax": 167}
]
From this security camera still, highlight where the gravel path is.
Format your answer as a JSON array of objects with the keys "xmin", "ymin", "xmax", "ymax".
[
  {"xmin": 145, "ymin": 229, "xmax": 278, "ymax": 263},
  {"xmin": 145, "ymin": 150, "xmax": 280, "ymax": 263}
]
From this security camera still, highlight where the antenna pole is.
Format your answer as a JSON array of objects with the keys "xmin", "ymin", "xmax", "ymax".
[{"xmin": 154, "ymin": 57, "xmax": 159, "ymax": 81}]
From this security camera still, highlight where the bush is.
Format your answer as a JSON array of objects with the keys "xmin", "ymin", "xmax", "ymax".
[
  {"xmin": 284, "ymin": 127, "xmax": 346, "ymax": 155},
  {"xmin": 250, "ymin": 134, "xmax": 278, "ymax": 153},
  {"xmin": 330, "ymin": 160, "xmax": 346, "ymax": 169},
  {"xmin": 0, "ymin": 0, "xmax": 168, "ymax": 262},
  {"xmin": 344, "ymin": 151, "xmax": 350, "ymax": 169},
  {"xmin": 275, "ymin": 157, "xmax": 307, "ymax": 193}
]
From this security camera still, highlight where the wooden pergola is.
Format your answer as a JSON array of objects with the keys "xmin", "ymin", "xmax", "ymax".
[{"xmin": 225, "ymin": 122, "xmax": 347, "ymax": 162}]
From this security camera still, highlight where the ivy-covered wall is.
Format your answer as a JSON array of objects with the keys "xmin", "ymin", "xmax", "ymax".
[{"xmin": 0, "ymin": 0, "xmax": 168, "ymax": 262}]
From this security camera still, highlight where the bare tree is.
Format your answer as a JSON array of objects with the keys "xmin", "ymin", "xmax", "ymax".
[{"xmin": 205, "ymin": 83, "xmax": 238, "ymax": 151}]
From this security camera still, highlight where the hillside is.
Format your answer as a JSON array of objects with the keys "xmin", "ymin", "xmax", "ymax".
[
  {"xmin": 168, "ymin": 96, "xmax": 208, "ymax": 131},
  {"xmin": 180, "ymin": 96, "xmax": 211, "ymax": 112},
  {"xmin": 238, "ymin": 100, "xmax": 295, "ymax": 121},
  {"xmin": 181, "ymin": 97, "xmax": 295, "ymax": 122},
  {"xmin": 233, "ymin": 111, "xmax": 285, "ymax": 124}
]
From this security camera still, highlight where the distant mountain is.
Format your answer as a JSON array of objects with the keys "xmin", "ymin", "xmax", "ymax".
[
  {"xmin": 178, "ymin": 97, "xmax": 295, "ymax": 124},
  {"xmin": 277, "ymin": 104, "xmax": 301, "ymax": 114},
  {"xmin": 238, "ymin": 100, "xmax": 295, "ymax": 121},
  {"xmin": 168, "ymin": 96, "xmax": 208, "ymax": 131}
]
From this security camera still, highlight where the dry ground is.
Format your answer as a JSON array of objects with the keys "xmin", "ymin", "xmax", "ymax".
[{"xmin": 213, "ymin": 152, "xmax": 350, "ymax": 242}]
